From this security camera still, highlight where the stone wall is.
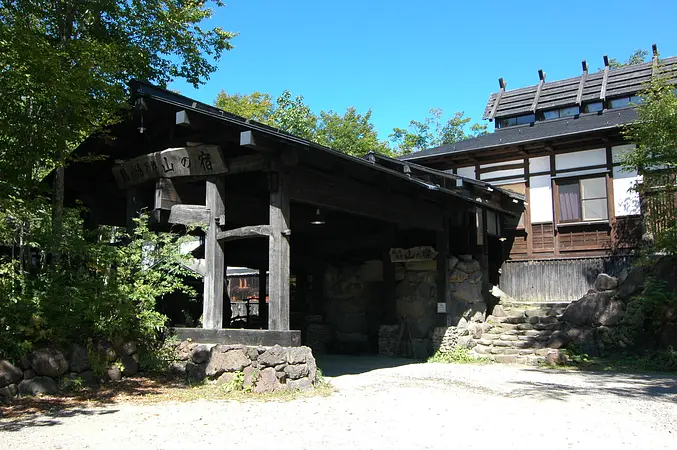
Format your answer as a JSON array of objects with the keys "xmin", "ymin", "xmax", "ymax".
[
  {"xmin": 0, "ymin": 342, "xmax": 140, "ymax": 402},
  {"xmin": 170, "ymin": 341, "xmax": 317, "ymax": 392}
]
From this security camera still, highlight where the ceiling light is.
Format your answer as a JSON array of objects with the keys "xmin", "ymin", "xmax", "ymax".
[{"xmin": 310, "ymin": 209, "xmax": 325, "ymax": 225}]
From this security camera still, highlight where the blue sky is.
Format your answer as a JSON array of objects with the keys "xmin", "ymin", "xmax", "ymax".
[{"xmin": 170, "ymin": 0, "xmax": 677, "ymax": 141}]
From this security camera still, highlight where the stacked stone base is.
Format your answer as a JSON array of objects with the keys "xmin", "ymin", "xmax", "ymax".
[
  {"xmin": 170, "ymin": 341, "xmax": 318, "ymax": 393},
  {"xmin": 433, "ymin": 303, "xmax": 570, "ymax": 365}
]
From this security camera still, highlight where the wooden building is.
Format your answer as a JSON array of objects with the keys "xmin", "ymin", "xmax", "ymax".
[
  {"xmin": 401, "ymin": 48, "xmax": 677, "ymax": 301},
  {"xmin": 64, "ymin": 81, "xmax": 523, "ymax": 351}
]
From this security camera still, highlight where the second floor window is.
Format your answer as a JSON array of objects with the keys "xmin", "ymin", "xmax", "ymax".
[{"xmin": 558, "ymin": 177, "xmax": 608, "ymax": 222}]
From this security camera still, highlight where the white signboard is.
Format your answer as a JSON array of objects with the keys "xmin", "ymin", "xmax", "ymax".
[
  {"xmin": 389, "ymin": 246, "xmax": 438, "ymax": 263},
  {"xmin": 437, "ymin": 303, "xmax": 447, "ymax": 313}
]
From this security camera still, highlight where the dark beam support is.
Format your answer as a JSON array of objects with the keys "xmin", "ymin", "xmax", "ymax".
[
  {"xmin": 217, "ymin": 225, "xmax": 272, "ymax": 242},
  {"xmin": 259, "ymin": 268, "xmax": 268, "ymax": 329},
  {"xmin": 437, "ymin": 218, "xmax": 451, "ymax": 326},
  {"xmin": 168, "ymin": 204, "xmax": 210, "ymax": 226},
  {"xmin": 203, "ymin": 176, "xmax": 226, "ymax": 330},
  {"xmin": 530, "ymin": 70, "xmax": 546, "ymax": 112},
  {"xmin": 600, "ymin": 56, "xmax": 610, "ymax": 101},
  {"xmin": 488, "ymin": 78, "xmax": 506, "ymax": 121},
  {"xmin": 268, "ymin": 169, "xmax": 291, "ymax": 331},
  {"xmin": 576, "ymin": 61, "xmax": 588, "ymax": 105}
]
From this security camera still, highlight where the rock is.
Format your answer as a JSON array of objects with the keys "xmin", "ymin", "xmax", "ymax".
[
  {"xmin": 448, "ymin": 256, "xmax": 459, "ymax": 272},
  {"xmin": 275, "ymin": 371, "xmax": 287, "ymax": 382},
  {"xmin": 245, "ymin": 347, "xmax": 259, "ymax": 362},
  {"xmin": 67, "ymin": 344, "xmax": 90, "ymax": 373},
  {"xmin": 257, "ymin": 345, "xmax": 286, "ymax": 368},
  {"xmin": 618, "ymin": 267, "xmax": 629, "ymax": 285},
  {"xmin": 121, "ymin": 341, "xmax": 138, "ymax": 356},
  {"xmin": 29, "ymin": 348, "xmax": 69, "ymax": 378},
  {"xmin": 458, "ymin": 254, "xmax": 473, "ymax": 262},
  {"xmin": 545, "ymin": 351, "xmax": 565, "ymax": 365},
  {"xmin": 560, "ymin": 291, "xmax": 625, "ymax": 327},
  {"xmin": 78, "ymin": 371, "xmax": 95, "ymax": 385},
  {"xmin": 449, "ymin": 269, "xmax": 469, "ymax": 283},
  {"xmin": 287, "ymin": 377, "xmax": 314, "ymax": 392},
  {"xmin": 566, "ymin": 327, "xmax": 602, "ymax": 356},
  {"xmin": 191, "ymin": 345, "xmax": 212, "ymax": 364},
  {"xmin": 23, "ymin": 369, "xmax": 35, "ymax": 379},
  {"xmin": 175, "ymin": 341, "xmax": 197, "ymax": 361},
  {"xmin": 120, "ymin": 356, "xmax": 138, "ymax": 377},
  {"xmin": 0, "ymin": 360, "xmax": 23, "ymax": 388},
  {"xmin": 106, "ymin": 366, "xmax": 122, "ymax": 382},
  {"xmin": 17, "ymin": 355, "xmax": 31, "ymax": 370},
  {"xmin": 594, "ymin": 273, "xmax": 618, "ymax": 291},
  {"xmin": 491, "ymin": 305, "xmax": 508, "ymax": 317},
  {"xmin": 286, "ymin": 347, "xmax": 311, "ymax": 365},
  {"xmin": 456, "ymin": 259, "xmax": 481, "ymax": 274},
  {"xmin": 186, "ymin": 362, "xmax": 207, "ymax": 382},
  {"xmin": 618, "ymin": 266, "xmax": 646, "ymax": 300},
  {"xmin": 215, "ymin": 372, "xmax": 234, "ymax": 385},
  {"xmin": 451, "ymin": 277, "xmax": 483, "ymax": 304},
  {"xmin": 97, "ymin": 341, "xmax": 118, "ymax": 362},
  {"xmin": 495, "ymin": 355, "xmax": 517, "ymax": 364},
  {"xmin": 206, "ymin": 349, "xmax": 250, "ymax": 377},
  {"xmin": 546, "ymin": 331, "xmax": 570, "ymax": 349},
  {"xmin": 253, "ymin": 367, "xmax": 282, "ymax": 393},
  {"xmin": 0, "ymin": 383, "xmax": 18, "ymax": 400},
  {"xmin": 19, "ymin": 376, "xmax": 59, "ymax": 396},
  {"xmin": 170, "ymin": 361, "xmax": 188, "ymax": 377},
  {"xmin": 243, "ymin": 366, "xmax": 257, "ymax": 390}
]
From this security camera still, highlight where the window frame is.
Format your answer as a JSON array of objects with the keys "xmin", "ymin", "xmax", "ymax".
[{"xmin": 555, "ymin": 175, "xmax": 609, "ymax": 224}]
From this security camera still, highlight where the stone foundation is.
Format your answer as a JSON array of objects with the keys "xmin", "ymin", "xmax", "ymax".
[{"xmin": 169, "ymin": 341, "xmax": 318, "ymax": 393}]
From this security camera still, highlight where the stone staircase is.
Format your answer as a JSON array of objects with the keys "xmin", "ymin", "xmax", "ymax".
[{"xmin": 469, "ymin": 302, "xmax": 570, "ymax": 364}]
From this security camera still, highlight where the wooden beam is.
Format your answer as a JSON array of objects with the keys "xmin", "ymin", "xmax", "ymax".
[
  {"xmin": 530, "ymin": 70, "xmax": 545, "ymax": 112},
  {"xmin": 203, "ymin": 176, "xmax": 226, "ymax": 330},
  {"xmin": 168, "ymin": 204, "xmax": 210, "ymax": 226},
  {"xmin": 217, "ymin": 225, "xmax": 272, "ymax": 242},
  {"xmin": 600, "ymin": 56, "xmax": 610, "ymax": 101},
  {"xmin": 488, "ymin": 78, "xmax": 506, "ymax": 121},
  {"xmin": 576, "ymin": 61, "xmax": 588, "ymax": 106},
  {"xmin": 287, "ymin": 167, "xmax": 443, "ymax": 231},
  {"xmin": 437, "ymin": 218, "xmax": 451, "ymax": 326},
  {"xmin": 268, "ymin": 169, "xmax": 291, "ymax": 331},
  {"xmin": 258, "ymin": 268, "xmax": 268, "ymax": 328},
  {"xmin": 226, "ymin": 154, "xmax": 267, "ymax": 174},
  {"xmin": 154, "ymin": 178, "xmax": 180, "ymax": 210}
]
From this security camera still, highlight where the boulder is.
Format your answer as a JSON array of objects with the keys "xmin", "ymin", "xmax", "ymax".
[
  {"xmin": 491, "ymin": 305, "xmax": 508, "ymax": 318},
  {"xmin": 287, "ymin": 377, "xmax": 314, "ymax": 392},
  {"xmin": 560, "ymin": 291, "xmax": 625, "ymax": 327},
  {"xmin": 0, "ymin": 383, "xmax": 18, "ymax": 400},
  {"xmin": 67, "ymin": 344, "xmax": 90, "ymax": 373},
  {"xmin": 23, "ymin": 369, "xmax": 36, "ymax": 380},
  {"xmin": 546, "ymin": 331, "xmax": 570, "ymax": 349},
  {"xmin": 175, "ymin": 341, "xmax": 197, "ymax": 361},
  {"xmin": 121, "ymin": 341, "xmax": 138, "ymax": 356},
  {"xmin": 456, "ymin": 259, "xmax": 481, "ymax": 274},
  {"xmin": 106, "ymin": 366, "xmax": 122, "ymax": 382},
  {"xmin": 253, "ymin": 367, "xmax": 284, "ymax": 393},
  {"xmin": 451, "ymin": 277, "xmax": 483, "ymax": 304},
  {"xmin": 245, "ymin": 346, "xmax": 259, "ymax": 362},
  {"xmin": 618, "ymin": 266, "xmax": 646, "ymax": 300},
  {"xmin": 206, "ymin": 349, "xmax": 250, "ymax": 377},
  {"xmin": 29, "ymin": 348, "xmax": 69, "ymax": 378},
  {"xmin": 243, "ymin": 365, "xmax": 257, "ymax": 390},
  {"xmin": 186, "ymin": 362, "xmax": 207, "ymax": 382},
  {"xmin": 566, "ymin": 327, "xmax": 602, "ymax": 356},
  {"xmin": 215, "ymin": 372, "xmax": 234, "ymax": 385},
  {"xmin": 0, "ymin": 360, "xmax": 22, "ymax": 388},
  {"xmin": 257, "ymin": 345, "xmax": 286, "ymax": 367},
  {"xmin": 18, "ymin": 376, "xmax": 59, "ymax": 396},
  {"xmin": 191, "ymin": 345, "xmax": 212, "ymax": 364},
  {"xmin": 594, "ymin": 273, "xmax": 618, "ymax": 292},
  {"xmin": 283, "ymin": 364, "xmax": 309, "ymax": 380},
  {"xmin": 97, "ymin": 341, "xmax": 118, "ymax": 362},
  {"xmin": 120, "ymin": 355, "xmax": 138, "ymax": 377},
  {"xmin": 286, "ymin": 347, "xmax": 311, "ymax": 365}
]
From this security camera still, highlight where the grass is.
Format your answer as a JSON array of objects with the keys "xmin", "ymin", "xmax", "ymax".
[
  {"xmin": 427, "ymin": 347, "xmax": 490, "ymax": 364},
  {"xmin": 0, "ymin": 374, "xmax": 334, "ymax": 421},
  {"xmin": 552, "ymin": 348, "xmax": 677, "ymax": 374}
]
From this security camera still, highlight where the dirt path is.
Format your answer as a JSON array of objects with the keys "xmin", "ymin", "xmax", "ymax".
[{"xmin": 2, "ymin": 356, "xmax": 676, "ymax": 449}]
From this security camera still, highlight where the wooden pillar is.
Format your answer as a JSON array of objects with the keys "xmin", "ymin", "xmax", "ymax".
[
  {"xmin": 258, "ymin": 268, "xmax": 268, "ymax": 329},
  {"xmin": 125, "ymin": 188, "xmax": 140, "ymax": 233},
  {"xmin": 437, "ymin": 218, "xmax": 451, "ymax": 326},
  {"xmin": 268, "ymin": 170, "xmax": 291, "ymax": 331},
  {"xmin": 203, "ymin": 176, "xmax": 226, "ymax": 330}
]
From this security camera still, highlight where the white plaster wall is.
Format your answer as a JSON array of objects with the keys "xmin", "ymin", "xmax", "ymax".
[
  {"xmin": 613, "ymin": 166, "xmax": 641, "ymax": 216},
  {"xmin": 481, "ymin": 159, "xmax": 523, "ymax": 169},
  {"xmin": 612, "ymin": 144, "xmax": 636, "ymax": 164},
  {"xmin": 480, "ymin": 167, "xmax": 524, "ymax": 181},
  {"xmin": 456, "ymin": 166, "xmax": 476, "ymax": 187},
  {"xmin": 556, "ymin": 148, "xmax": 606, "ymax": 171},
  {"xmin": 529, "ymin": 156, "xmax": 550, "ymax": 174},
  {"xmin": 529, "ymin": 175, "xmax": 553, "ymax": 223}
]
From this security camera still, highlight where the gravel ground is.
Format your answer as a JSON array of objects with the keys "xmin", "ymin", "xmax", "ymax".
[{"xmin": 1, "ymin": 356, "xmax": 676, "ymax": 450}]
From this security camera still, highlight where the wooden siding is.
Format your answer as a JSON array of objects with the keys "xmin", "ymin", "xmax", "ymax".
[
  {"xmin": 500, "ymin": 256, "xmax": 635, "ymax": 302},
  {"xmin": 531, "ymin": 223, "xmax": 555, "ymax": 252},
  {"xmin": 558, "ymin": 223, "xmax": 612, "ymax": 251}
]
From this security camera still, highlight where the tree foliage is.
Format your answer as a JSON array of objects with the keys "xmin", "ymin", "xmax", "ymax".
[
  {"xmin": 607, "ymin": 49, "xmax": 649, "ymax": 69},
  {"xmin": 622, "ymin": 71, "xmax": 677, "ymax": 254},
  {"xmin": 389, "ymin": 109, "xmax": 487, "ymax": 155}
]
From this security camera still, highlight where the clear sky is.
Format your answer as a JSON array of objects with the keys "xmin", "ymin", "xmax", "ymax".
[{"xmin": 170, "ymin": 0, "xmax": 677, "ymax": 141}]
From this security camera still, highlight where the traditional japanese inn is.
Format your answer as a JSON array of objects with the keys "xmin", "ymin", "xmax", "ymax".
[{"xmin": 63, "ymin": 81, "xmax": 524, "ymax": 356}]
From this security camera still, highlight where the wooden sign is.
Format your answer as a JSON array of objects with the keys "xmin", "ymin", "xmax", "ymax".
[
  {"xmin": 389, "ymin": 246, "xmax": 438, "ymax": 262},
  {"xmin": 112, "ymin": 145, "xmax": 226, "ymax": 188}
]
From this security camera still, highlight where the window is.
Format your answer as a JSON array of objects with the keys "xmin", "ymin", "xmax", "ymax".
[
  {"xmin": 540, "ymin": 106, "xmax": 580, "ymax": 121},
  {"xmin": 497, "ymin": 114, "xmax": 535, "ymax": 128},
  {"xmin": 609, "ymin": 95, "xmax": 643, "ymax": 109},
  {"xmin": 583, "ymin": 102, "xmax": 603, "ymax": 113},
  {"xmin": 558, "ymin": 177, "xmax": 608, "ymax": 223}
]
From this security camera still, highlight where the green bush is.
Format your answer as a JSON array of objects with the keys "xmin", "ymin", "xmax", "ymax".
[{"xmin": 427, "ymin": 346, "xmax": 487, "ymax": 364}]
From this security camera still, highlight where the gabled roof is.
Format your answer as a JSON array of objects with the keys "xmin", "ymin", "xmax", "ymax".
[
  {"xmin": 401, "ymin": 107, "xmax": 637, "ymax": 162},
  {"xmin": 482, "ymin": 56, "xmax": 677, "ymax": 120}
]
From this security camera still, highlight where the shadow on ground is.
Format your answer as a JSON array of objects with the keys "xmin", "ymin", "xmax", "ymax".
[
  {"xmin": 316, "ymin": 354, "xmax": 420, "ymax": 377},
  {"xmin": 504, "ymin": 368, "xmax": 677, "ymax": 402},
  {"xmin": 0, "ymin": 376, "xmax": 189, "ymax": 432}
]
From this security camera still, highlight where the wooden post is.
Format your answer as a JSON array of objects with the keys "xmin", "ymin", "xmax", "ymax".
[
  {"xmin": 203, "ymin": 176, "xmax": 226, "ymax": 329},
  {"xmin": 258, "ymin": 268, "xmax": 268, "ymax": 329},
  {"xmin": 437, "ymin": 219, "xmax": 451, "ymax": 326},
  {"xmin": 268, "ymin": 170, "xmax": 291, "ymax": 331}
]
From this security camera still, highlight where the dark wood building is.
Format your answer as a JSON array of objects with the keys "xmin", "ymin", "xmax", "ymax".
[
  {"xmin": 64, "ymin": 81, "xmax": 523, "ymax": 352},
  {"xmin": 402, "ymin": 49, "xmax": 677, "ymax": 301}
]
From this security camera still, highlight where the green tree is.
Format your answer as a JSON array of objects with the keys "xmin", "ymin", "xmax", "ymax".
[
  {"xmin": 0, "ymin": 0, "xmax": 235, "ymax": 257},
  {"xmin": 316, "ymin": 107, "xmax": 390, "ymax": 157},
  {"xmin": 607, "ymin": 49, "xmax": 649, "ymax": 69},
  {"xmin": 622, "ymin": 72, "xmax": 677, "ymax": 254},
  {"xmin": 214, "ymin": 91, "xmax": 275, "ymax": 124},
  {"xmin": 389, "ymin": 109, "xmax": 485, "ymax": 154},
  {"xmin": 270, "ymin": 90, "xmax": 318, "ymax": 140}
]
